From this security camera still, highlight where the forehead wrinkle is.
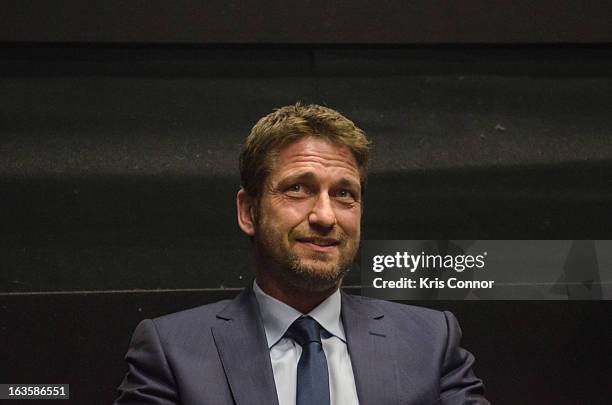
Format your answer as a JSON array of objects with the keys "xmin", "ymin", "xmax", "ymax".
[
  {"xmin": 278, "ymin": 162, "xmax": 360, "ymax": 182},
  {"xmin": 268, "ymin": 137, "xmax": 362, "ymax": 189},
  {"xmin": 280, "ymin": 153, "xmax": 358, "ymax": 172}
]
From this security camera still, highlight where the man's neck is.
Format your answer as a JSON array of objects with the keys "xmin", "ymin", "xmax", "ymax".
[{"xmin": 254, "ymin": 273, "xmax": 339, "ymax": 314}]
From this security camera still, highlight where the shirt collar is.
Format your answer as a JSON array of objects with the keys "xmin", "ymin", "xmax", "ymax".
[{"xmin": 253, "ymin": 279, "xmax": 346, "ymax": 348}]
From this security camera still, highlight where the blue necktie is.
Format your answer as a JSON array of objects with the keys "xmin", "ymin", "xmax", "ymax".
[{"xmin": 285, "ymin": 316, "xmax": 330, "ymax": 405}]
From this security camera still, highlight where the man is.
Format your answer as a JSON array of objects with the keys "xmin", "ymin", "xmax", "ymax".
[{"xmin": 115, "ymin": 104, "xmax": 490, "ymax": 404}]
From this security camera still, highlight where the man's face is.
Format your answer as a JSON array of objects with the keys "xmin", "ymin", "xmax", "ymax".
[{"xmin": 253, "ymin": 136, "xmax": 362, "ymax": 292}]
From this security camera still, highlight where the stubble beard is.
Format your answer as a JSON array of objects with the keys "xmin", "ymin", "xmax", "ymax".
[
  {"xmin": 285, "ymin": 243, "xmax": 355, "ymax": 292},
  {"xmin": 254, "ymin": 224, "xmax": 359, "ymax": 293}
]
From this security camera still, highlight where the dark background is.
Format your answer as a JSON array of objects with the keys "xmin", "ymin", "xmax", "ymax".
[{"xmin": 1, "ymin": 1, "xmax": 611, "ymax": 404}]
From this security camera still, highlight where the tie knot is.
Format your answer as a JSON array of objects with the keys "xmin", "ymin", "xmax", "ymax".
[{"xmin": 285, "ymin": 316, "xmax": 322, "ymax": 346}]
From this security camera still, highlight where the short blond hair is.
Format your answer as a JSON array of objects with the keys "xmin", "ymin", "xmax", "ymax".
[{"xmin": 239, "ymin": 103, "xmax": 370, "ymax": 198}]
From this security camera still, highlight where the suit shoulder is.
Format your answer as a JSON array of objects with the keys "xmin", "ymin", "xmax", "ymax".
[
  {"xmin": 345, "ymin": 293, "xmax": 449, "ymax": 329},
  {"xmin": 150, "ymin": 297, "xmax": 234, "ymax": 332}
]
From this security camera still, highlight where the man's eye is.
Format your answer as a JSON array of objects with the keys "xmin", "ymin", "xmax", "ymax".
[
  {"xmin": 337, "ymin": 189, "xmax": 356, "ymax": 200},
  {"xmin": 285, "ymin": 184, "xmax": 307, "ymax": 195}
]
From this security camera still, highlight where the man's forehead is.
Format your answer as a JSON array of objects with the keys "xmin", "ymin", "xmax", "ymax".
[{"xmin": 274, "ymin": 137, "xmax": 359, "ymax": 172}]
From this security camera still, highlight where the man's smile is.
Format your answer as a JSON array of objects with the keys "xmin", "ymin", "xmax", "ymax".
[{"xmin": 294, "ymin": 237, "xmax": 341, "ymax": 253}]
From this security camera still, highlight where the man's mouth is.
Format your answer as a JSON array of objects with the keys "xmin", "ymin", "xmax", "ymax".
[{"xmin": 295, "ymin": 237, "xmax": 340, "ymax": 252}]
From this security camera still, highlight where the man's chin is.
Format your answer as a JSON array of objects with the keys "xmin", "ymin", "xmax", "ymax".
[{"xmin": 286, "ymin": 259, "xmax": 349, "ymax": 292}]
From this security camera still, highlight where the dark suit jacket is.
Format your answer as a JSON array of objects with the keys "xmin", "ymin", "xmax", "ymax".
[{"xmin": 115, "ymin": 284, "xmax": 489, "ymax": 404}]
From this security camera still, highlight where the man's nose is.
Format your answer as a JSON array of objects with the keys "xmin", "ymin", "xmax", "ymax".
[{"xmin": 308, "ymin": 193, "xmax": 337, "ymax": 229}]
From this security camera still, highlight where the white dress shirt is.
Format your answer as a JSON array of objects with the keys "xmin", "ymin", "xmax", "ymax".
[{"xmin": 253, "ymin": 280, "xmax": 360, "ymax": 405}]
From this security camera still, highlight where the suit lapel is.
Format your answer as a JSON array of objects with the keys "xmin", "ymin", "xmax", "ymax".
[
  {"xmin": 342, "ymin": 292, "xmax": 401, "ymax": 405},
  {"xmin": 211, "ymin": 284, "xmax": 279, "ymax": 405}
]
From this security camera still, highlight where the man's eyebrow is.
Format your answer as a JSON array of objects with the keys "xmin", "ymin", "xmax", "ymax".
[
  {"xmin": 278, "ymin": 172, "xmax": 361, "ymax": 192},
  {"xmin": 278, "ymin": 172, "xmax": 317, "ymax": 185},
  {"xmin": 336, "ymin": 177, "xmax": 361, "ymax": 191}
]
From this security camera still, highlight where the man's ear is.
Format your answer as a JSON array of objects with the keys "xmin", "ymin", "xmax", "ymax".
[{"xmin": 236, "ymin": 188, "xmax": 256, "ymax": 236}]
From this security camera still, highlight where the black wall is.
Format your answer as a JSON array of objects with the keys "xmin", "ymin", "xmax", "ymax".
[
  {"xmin": 2, "ymin": 2, "xmax": 612, "ymax": 404},
  {"xmin": 2, "ymin": 1, "xmax": 612, "ymax": 43}
]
